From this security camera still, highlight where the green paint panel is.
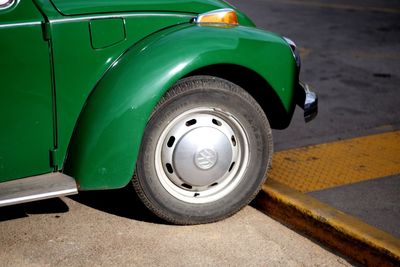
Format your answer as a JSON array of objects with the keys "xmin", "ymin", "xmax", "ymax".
[
  {"xmin": 90, "ymin": 18, "xmax": 126, "ymax": 49},
  {"xmin": 47, "ymin": 0, "xmax": 255, "ymax": 27},
  {"xmin": 0, "ymin": 0, "xmax": 54, "ymax": 181},
  {"xmin": 50, "ymin": 14, "xmax": 192, "ymax": 169},
  {"xmin": 50, "ymin": 0, "xmax": 230, "ymax": 15},
  {"xmin": 1, "ymin": 0, "xmax": 299, "ymax": 190},
  {"xmin": 64, "ymin": 24, "xmax": 296, "ymax": 190}
]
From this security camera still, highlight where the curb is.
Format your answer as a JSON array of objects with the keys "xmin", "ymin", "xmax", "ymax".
[{"xmin": 254, "ymin": 180, "xmax": 400, "ymax": 267}]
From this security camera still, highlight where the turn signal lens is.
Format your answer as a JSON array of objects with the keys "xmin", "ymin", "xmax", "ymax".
[{"xmin": 196, "ymin": 9, "xmax": 239, "ymax": 26}]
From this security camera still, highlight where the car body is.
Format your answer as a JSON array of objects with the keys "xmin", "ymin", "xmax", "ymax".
[{"xmin": 0, "ymin": 0, "xmax": 317, "ymax": 224}]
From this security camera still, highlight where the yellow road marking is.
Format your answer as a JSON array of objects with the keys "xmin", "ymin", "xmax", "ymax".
[
  {"xmin": 352, "ymin": 52, "xmax": 400, "ymax": 61},
  {"xmin": 269, "ymin": 131, "xmax": 400, "ymax": 193},
  {"xmin": 299, "ymin": 47, "xmax": 311, "ymax": 60},
  {"xmin": 265, "ymin": 0, "xmax": 400, "ymax": 14}
]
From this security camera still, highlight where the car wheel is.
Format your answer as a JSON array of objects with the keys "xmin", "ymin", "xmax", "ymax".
[{"xmin": 133, "ymin": 75, "xmax": 273, "ymax": 224}]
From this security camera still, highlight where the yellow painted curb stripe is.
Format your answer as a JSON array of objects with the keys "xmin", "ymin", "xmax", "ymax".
[
  {"xmin": 256, "ymin": 180, "xmax": 400, "ymax": 266},
  {"xmin": 269, "ymin": 131, "xmax": 400, "ymax": 193}
]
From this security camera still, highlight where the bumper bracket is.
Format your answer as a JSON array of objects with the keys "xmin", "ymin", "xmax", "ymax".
[{"xmin": 296, "ymin": 82, "xmax": 318, "ymax": 122}]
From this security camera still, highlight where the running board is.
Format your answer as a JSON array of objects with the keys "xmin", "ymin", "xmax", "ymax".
[{"xmin": 0, "ymin": 173, "xmax": 78, "ymax": 207}]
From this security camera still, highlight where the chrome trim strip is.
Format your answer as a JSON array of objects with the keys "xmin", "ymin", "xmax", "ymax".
[
  {"xmin": 195, "ymin": 8, "xmax": 236, "ymax": 24},
  {"xmin": 0, "ymin": 13, "xmax": 191, "ymax": 27},
  {"xmin": 283, "ymin": 36, "xmax": 297, "ymax": 49},
  {"xmin": 0, "ymin": 188, "xmax": 77, "ymax": 206},
  {"xmin": 0, "ymin": 0, "xmax": 15, "ymax": 11},
  {"xmin": 0, "ymin": 21, "xmax": 41, "ymax": 29},
  {"xmin": 0, "ymin": 173, "xmax": 78, "ymax": 207},
  {"xmin": 50, "ymin": 13, "xmax": 193, "ymax": 24}
]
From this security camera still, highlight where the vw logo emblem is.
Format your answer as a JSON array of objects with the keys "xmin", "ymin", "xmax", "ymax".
[{"xmin": 194, "ymin": 148, "xmax": 218, "ymax": 170}]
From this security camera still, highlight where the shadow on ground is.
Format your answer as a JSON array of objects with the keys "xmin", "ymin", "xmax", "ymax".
[
  {"xmin": 0, "ymin": 185, "xmax": 165, "ymax": 224},
  {"xmin": 68, "ymin": 184, "xmax": 166, "ymax": 225},
  {"xmin": 0, "ymin": 198, "xmax": 69, "ymax": 222}
]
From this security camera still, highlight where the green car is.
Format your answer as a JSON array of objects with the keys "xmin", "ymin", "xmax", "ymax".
[{"xmin": 0, "ymin": 0, "xmax": 317, "ymax": 224}]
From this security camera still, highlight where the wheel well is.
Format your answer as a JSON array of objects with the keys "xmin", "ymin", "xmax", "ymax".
[{"xmin": 186, "ymin": 64, "xmax": 293, "ymax": 129}]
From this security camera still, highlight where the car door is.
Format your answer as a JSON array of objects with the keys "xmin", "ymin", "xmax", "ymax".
[{"xmin": 0, "ymin": 0, "xmax": 54, "ymax": 182}]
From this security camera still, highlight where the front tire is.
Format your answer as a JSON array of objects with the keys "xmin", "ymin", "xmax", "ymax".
[{"xmin": 133, "ymin": 76, "xmax": 273, "ymax": 224}]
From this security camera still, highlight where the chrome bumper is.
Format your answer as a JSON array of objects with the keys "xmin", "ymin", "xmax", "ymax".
[{"xmin": 296, "ymin": 82, "xmax": 318, "ymax": 122}]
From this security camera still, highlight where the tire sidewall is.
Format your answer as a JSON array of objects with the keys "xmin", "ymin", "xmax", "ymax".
[{"xmin": 135, "ymin": 76, "xmax": 272, "ymax": 224}]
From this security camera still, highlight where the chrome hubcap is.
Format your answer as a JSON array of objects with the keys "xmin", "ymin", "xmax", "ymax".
[{"xmin": 155, "ymin": 107, "xmax": 249, "ymax": 204}]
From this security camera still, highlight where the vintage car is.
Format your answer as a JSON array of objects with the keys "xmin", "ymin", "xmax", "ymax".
[{"xmin": 0, "ymin": 0, "xmax": 317, "ymax": 224}]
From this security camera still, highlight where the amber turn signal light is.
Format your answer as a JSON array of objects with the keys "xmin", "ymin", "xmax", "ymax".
[{"xmin": 196, "ymin": 9, "xmax": 239, "ymax": 26}]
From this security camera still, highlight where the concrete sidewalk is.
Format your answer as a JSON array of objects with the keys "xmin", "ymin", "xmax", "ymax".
[{"xmin": 0, "ymin": 192, "xmax": 353, "ymax": 266}]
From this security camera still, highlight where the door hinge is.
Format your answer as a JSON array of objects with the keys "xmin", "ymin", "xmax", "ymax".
[
  {"xmin": 43, "ymin": 21, "xmax": 51, "ymax": 41},
  {"xmin": 50, "ymin": 149, "xmax": 59, "ymax": 169}
]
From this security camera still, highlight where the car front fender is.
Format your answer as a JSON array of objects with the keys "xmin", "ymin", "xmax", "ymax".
[{"xmin": 64, "ymin": 23, "xmax": 297, "ymax": 190}]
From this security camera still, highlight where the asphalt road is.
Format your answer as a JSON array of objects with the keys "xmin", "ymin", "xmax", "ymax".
[
  {"xmin": 230, "ymin": 0, "xmax": 400, "ymax": 242},
  {"xmin": 2, "ymin": 0, "xmax": 400, "ymax": 266},
  {"xmin": 230, "ymin": 0, "xmax": 400, "ymax": 150}
]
